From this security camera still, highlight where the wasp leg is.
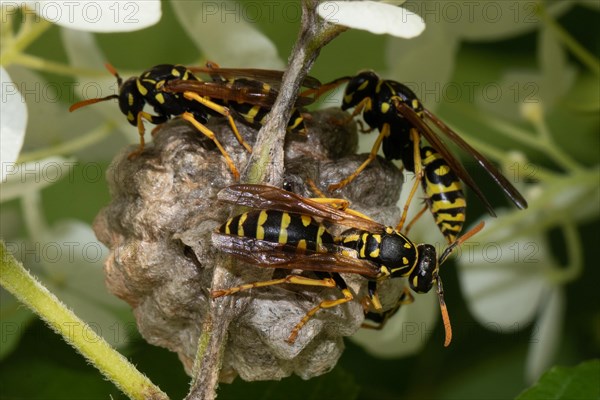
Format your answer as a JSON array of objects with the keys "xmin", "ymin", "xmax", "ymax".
[
  {"xmin": 328, "ymin": 122, "xmax": 390, "ymax": 191},
  {"xmin": 183, "ymin": 91, "xmax": 252, "ymax": 153},
  {"xmin": 301, "ymin": 76, "xmax": 352, "ymax": 101},
  {"xmin": 305, "ymin": 179, "xmax": 376, "ymax": 220},
  {"xmin": 212, "ymin": 273, "xmax": 352, "ymax": 344},
  {"xmin": 211, "ymin": 274, "xmax": 337, "ymax": 298},
  {"xmin": 403, "ymin": 204, "xmax": 428, "ymax": 236},
  {"xmin": 309, "ymin": 197, "xmax": 351, "ymax": 210},
  {"xmin": 361, "ymin": 280, "xmax": 382, "ymax": 313},
  {"xmin": 128, "ymin": 111, "xmax": 168, "ymax": 159},
  {"xmin": 396, "ymin": 128, "xmax": 424, "ymax": 232},
  {"xmin": 362, "ymin": 287, "xmax": 414, "ymax": 330},
  {"xmin": 287, "ymin": 273, "xmax": 354, "ymax": 344},
  {"xmin": 306, "ymin": 178, "xmax": 328, "ymax": 198},
  {"xmin": 181, "ymin": 112, "xmax": 240, "ymax": 180}
]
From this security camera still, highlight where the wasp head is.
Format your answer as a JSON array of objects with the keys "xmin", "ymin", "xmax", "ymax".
[{"xmin": 408, "ymin": 244, "xmax": 438, "ymax": 293}]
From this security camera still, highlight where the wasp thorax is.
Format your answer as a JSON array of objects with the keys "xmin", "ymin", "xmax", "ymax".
[{"xmin": 93, "ymin": 109, "xmax": 403, "ymax": 381}]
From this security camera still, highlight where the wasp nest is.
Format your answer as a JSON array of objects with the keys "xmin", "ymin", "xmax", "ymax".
[{"xmin": 93, "ymin": 109, "xmax": 404, "ymax": 382}]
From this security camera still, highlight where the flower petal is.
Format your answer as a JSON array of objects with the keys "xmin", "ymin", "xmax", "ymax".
[
  {"xmin": 28, "ymin": 0, "xmax": 161, "ymax": 32},
  {"xmin": 0, "ymin": 67, "xmax": 27, "ymax": 180},
  {"xmin": 457, "ymin": 215, "xmax": 555, "ymax": 330},
  {"xmin": 318, "ymin": 1, "xmax": 425, "ymax": 38},
  {"xmin": 352, "ymin": 289, "xmax": 438, "ymax": 357},
  {"xmin": 60, "ymin": 29, "xmax": 134, "ymax": 145},
  {"xmin": 525, "ymin": 286, "xmax": 564, "ymax": 384},
  {"xmin": 171, "ymin": 1, "xmax": 283, "ymax": 68},
  {"xmin": 386, "ymin": 19, "xmax": 459, "ymax": 111}
]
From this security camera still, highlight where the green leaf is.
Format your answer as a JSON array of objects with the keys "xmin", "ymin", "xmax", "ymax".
[{"xmin": 516, "ymin": 360, "xmax": 600, "ymax": 400}]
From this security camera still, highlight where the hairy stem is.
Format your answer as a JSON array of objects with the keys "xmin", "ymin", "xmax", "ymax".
[{"xmin": 0, "ymin": 241, "xmax": 169, "ymax": 400}]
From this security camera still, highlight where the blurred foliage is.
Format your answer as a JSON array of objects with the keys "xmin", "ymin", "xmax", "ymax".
[
  {"xmin": 1, "ymin": 1, "xmax": 599, "ymax": 399},
  {"xmin": 516, "ymin": 360, "xmax": 600, "ymax": 400}
]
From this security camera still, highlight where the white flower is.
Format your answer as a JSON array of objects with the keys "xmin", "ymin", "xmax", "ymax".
[
  {"xmin": 318, "ymin": 1, "xmax": 425, "ymax": 38},
  {"xmin": 10, "ymin": 0, "xmax": 161, "ymax": 32},
  {"xmin": 0, "ymin": 67, "xmax": 27, "ymax": 181},
  {"xmin": 457, "ymin": 209, "xmax": 569, "ymax": 383}
]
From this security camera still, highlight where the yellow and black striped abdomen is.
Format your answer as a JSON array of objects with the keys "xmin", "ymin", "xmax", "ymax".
[
  {"xmin": 421, "ymin": 146, "xmax": 466, "ymax": 243},
  {"xmin": 219, "ymin": 210, "xmax": 333, "ymax": 251}
]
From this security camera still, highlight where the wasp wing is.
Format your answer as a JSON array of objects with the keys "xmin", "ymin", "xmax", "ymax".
[
  {"xmin": 393, "ymin": 101, "xmax": 497, "ymax": 217},
  {"xmin": 165, "ymin": 79, "xmax": 314, "ymax": 108},
  {"xmin": 212, "ymin": 232, "xmax": 380, "ymax": 278},
  {"xmin": 187, "ymin": 66, "xmax": 322, "ymax": 90},
  {"xmin": 218, "ymin": 184, "xmax": 387, "ymax": 232},
  {"xmin": 423, "ymin": 109, "xmax": 528, "ymax": 209}
]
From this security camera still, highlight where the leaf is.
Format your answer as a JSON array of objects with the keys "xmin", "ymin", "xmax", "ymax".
[
  {"xmin": 0, "ymin": 289, "xmax": 35, "ymax": 360},
  {"xmin": 443, "ymin": 1, "xmax": 573, "ymax": 41},
  {"xmin": 170, "ymin": 1, "xmax": 283, "ymax": 68},
  {"xmin": 516, "ymin": 360, "xmax": 600, "ymax": 400}
]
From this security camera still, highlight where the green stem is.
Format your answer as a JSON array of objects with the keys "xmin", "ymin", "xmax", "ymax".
[
  {"xmin": 473, "ymin": 168, "xmax": 599, "ymax": 244},
  {"xmin": 445, "ymin": 103, "xmax": 582, "ymax": 174},
  {"xmin": 1, "ymin": 16, "xmax": 52, "ymax": 66},
  {"xmin": 21, "ymin": 191, "xmax": 48, "ymax": 243},
  {"xmin": 449, "ymin": 131, "xmax": 557, "ymax": 182},
  {"xmin": 12, "ymin": 53, "xmax": 107, "ymax": 77},
  {"xmin": 17, "ymin": 122, "xmax": 115, "ymax": 163},
  {"xmin": 532, "ymin": 116, "xmax": 583, "ymax": 173},
  {"xmin": 550, "ymin": 221, "xmax": 583, "ymax": 284},
  {"xmin": 0, "ymin": 241, "xmax": 169, "ymax": 400},
  {"xmin": 537, "ymin": 2, "xmax": 600, "ymax": 76},
  {"xmin": 446, "ymin": 103, "xmax": 541, "ymax": 150}
]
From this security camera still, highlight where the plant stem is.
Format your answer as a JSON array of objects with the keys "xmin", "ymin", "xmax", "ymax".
[
  {"xmin": 12, "ymin": 53, "xmax": 107, "ymax": 77},
  {"xmin": 1, "ymin": 14, "xmax": 51, "ymax": 66},
  {"xmin": 17, "ymin": 122, "xmax": 115, "ymax": 163},
  {"xmin": 186, "ymin": 2, "xmax": 346, "ymax": 399},
  {"xmin": 536, "ymin": 1, "xmax": 600, "ymax": 75},
  {"xmin": 0, "ymin": 241, "xmax": 169, "ymax": 400},
  {"xmin": 550, "ymin": 221, "xmax": 583, "ymax": 284}
]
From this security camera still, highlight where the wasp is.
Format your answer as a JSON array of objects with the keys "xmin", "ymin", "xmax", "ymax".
[
  {"xmin": 70, "ymin": 63, "xmax": 319, "ymax": 180},
  {"xmin": 211, "ymin": 184, "xmax": 484, "ymax": 345},
  {"xmin": 69, "ymin": 63, "xmax": 254, "ymax": 179},
  {"xmin": 307, "ymin": 71, "xmax": 527, "ymax": 243},
  {"xmin": 165, "ymin": 61, "xmax": 320, "ymax": 136}
]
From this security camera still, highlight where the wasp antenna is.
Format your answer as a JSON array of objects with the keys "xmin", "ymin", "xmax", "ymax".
[
  {"xmin": 69, "ymin": 95, "xmax": 119, "ymax": 112},
  {"xmin": 439, "ymin": 221, "xmax": 485, "ymax": 265},
  {"xmin": 104, "ymin": 63, "xmax": 123, "ymax": 86},
  {"xmin": 436, "ymin": 277, "xmax": 452, "ymax": 347}
]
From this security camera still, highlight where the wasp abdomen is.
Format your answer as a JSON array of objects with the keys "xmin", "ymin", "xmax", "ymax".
[
  {"xmin": 421, "ymin": 146, "xmax": 466, "ymax": 243},
  {"xmin": 219, "ymin": 210, "xmax": 333, "ymax": 251}
]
